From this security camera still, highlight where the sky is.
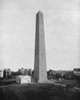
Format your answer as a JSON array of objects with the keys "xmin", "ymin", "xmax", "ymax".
[{"xmin": 0, "ymin": 0, "xmax": 80, "ymax": 71}]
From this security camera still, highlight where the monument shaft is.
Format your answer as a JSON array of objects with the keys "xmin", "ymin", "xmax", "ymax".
[{"xmin": 34, "ymin": 11, "xmax": 47, "ymax": 82}]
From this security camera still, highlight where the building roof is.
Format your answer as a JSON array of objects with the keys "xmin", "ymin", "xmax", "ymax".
[
  {"xmin": 17, "ymin": 75, "xmax": 31, "ymax": 79},
  {"xmin": 73, "ymin": 68, "xmax": 80, "ymax": 71}
]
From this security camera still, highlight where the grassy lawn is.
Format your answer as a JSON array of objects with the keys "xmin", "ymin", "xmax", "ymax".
[
  {"xmin": 55, "ymin": 79, "xmax": 80, "ymax": 87},
  {"xmin": 0, "ymin": 83, "xmax": 80, "ymax": 100}
]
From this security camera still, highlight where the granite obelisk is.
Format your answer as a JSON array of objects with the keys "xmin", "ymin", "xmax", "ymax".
[{"xmin": 33, "ymin": 11, "xmax": 47, "ymax": 82}]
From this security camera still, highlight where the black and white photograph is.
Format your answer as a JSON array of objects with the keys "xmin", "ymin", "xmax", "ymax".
[{"xmin": 0, "ymin": 0, "xmax": 80, "ymax": 100}]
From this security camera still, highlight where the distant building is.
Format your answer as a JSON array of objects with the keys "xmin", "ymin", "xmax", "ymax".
[
  {"xmin": 25, "ymin": 69, "xmax": 28, "ymax": 75},
  {"xmin": 73, "ymin": 68, "xmax": 80, "ymax": 75},
  {"xmin": 27, "ymin": 69, "xmax": 32, "ymax": 76},
  {"xmin": 18, "ymin": 68, "xmax": 32, "ymax": 76},
  {"xmin": 16, "ymin": 75, "xmax": 31, "ymax": 84},
  {"xmin": 18, "ymin": 68, "xmax": 26, "ymax": 75},
  {"xmin": 4, "ymin": 68, "xmax": 11, "ymax": 78},
  {"xmin": 0, "ymin": 70, "xmax": 3, "ymax": 78}
]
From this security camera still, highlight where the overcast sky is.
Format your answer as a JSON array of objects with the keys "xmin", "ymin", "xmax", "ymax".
[{"xmin": 0, "ymin": 0, "xmax": 79, "ymax": 71}]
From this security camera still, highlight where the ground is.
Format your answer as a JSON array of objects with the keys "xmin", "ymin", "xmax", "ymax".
[
  {"xmin": 55, "ymin": 79, "xmax": 80, "ymax": 87},
  {"xmin": 0, "ymin": 82, "xmax": 80, "ymax": 100}
]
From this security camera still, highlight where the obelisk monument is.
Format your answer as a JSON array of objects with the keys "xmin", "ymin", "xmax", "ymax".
[{"xmin": 33, "ymin": 11, "xmax": 47, "ymax": 82}]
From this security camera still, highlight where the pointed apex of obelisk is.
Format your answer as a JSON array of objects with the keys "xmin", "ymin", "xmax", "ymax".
[{"xmin": 37, "ymin": 10, "xmax": 43, "ymax": 14}]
